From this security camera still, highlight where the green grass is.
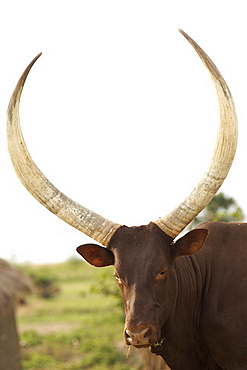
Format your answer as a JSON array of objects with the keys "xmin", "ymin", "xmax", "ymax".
[{"xmin": 16, "ymin": 259, "xmax": 143, "ymax": 369}]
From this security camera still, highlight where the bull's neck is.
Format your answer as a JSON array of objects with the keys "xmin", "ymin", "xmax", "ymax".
[
  {"xmin": 156, "ymin": 255, "xmax": 209, "ymax": 368},
  {"xmin": 165, "ymin": 254, "xmax": 205, "ymax": 335}
]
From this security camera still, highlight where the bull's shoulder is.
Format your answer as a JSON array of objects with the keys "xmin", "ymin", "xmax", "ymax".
[{"xmin": 195, "ymin": 221, "xmax": 247, "ymax": 261}]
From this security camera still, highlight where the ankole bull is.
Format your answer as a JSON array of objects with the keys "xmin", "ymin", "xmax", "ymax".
[{"xmin": 7, "ymin": 30, "xmax": 247, "ymax": 369}]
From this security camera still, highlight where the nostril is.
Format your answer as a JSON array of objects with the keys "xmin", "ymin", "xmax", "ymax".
[
  {"xmin": 144, "ymin": 327, "xmax": 151, "ymax": 339},
  {"xmin": 125, "ymin": 330, "xmax": 134, "ymax": 345},
  {"xmin": 125, "ymin": 330, "xmax": 131, "ymax": 340}
]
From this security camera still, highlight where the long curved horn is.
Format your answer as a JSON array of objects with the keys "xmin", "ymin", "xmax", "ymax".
[
  {"xmin": 154, "ymin": 30, "xmax": 238, "ymax": 238},
  {"xmin": 6, "ymin": 53, "xmax": 120, "ymax": 247}
]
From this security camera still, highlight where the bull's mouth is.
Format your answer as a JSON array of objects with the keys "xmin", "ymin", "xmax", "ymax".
[
  {"xmin": 129, "ymin": 336, "xmax": 165, "ymax": 349},
  {"xmin": 131, "ymin": 343, "xmax": 151, "ymax": 349}
]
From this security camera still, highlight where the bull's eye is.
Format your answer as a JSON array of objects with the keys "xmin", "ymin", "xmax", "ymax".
[
  {"xmin": 159, "ymin": 270, "xmax": 167, "ymax": 275},
  {"xmin": 156, "ymin": 270, "xmax": 167, "ymax": 280}
]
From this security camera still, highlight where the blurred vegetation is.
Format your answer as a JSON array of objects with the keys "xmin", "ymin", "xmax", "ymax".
[
  {"xmin": 91, "ymin": 271, "xmax": 123, "ymax": 309},
  {"xmin": 29, "ymin": 269, "xmax": 60, "ymax": 299}
]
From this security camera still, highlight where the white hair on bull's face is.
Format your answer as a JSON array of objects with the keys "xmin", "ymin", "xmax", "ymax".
[{"xmin": 6, "ymin": 30, "xmax": 237, "ymax": 245}]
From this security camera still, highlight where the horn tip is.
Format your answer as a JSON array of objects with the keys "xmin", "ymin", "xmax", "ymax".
[
  {"xmin": 34, "ymin": 52, "xmax": 42, "ymax": 62},
  {"xmin": 178, "ymin": 28, "xmax": 190, "ymax": 40}
]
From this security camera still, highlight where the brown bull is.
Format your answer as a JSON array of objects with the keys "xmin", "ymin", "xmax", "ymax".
[{"xmin": 7, "ymin": 30, "xmax": 246, "ymax": 369}]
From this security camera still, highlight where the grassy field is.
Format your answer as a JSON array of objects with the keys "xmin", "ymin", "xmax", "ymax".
[{"xmin": 16, "ymin": 258, "xmax": 145, "ymax": 370}]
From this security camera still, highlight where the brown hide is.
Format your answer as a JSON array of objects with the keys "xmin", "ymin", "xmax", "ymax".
[{"xmin": 78, "ymin": 222, "xmax": 247, "ymax": 369}]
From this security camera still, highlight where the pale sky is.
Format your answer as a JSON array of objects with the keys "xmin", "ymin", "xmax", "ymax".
[{"xmin": 1, "ymin": 1, "xmax": 247, "ymax": 264}]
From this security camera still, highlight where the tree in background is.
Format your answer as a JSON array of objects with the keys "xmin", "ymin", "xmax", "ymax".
[{"xmin": 189, "ymin": 192, "xmax": 244, "ymax": 229}]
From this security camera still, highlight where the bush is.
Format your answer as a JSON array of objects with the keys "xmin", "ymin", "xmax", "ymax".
[{"xmin": 30, "ymin": 270, "xmax": 60, "ymax": 299}]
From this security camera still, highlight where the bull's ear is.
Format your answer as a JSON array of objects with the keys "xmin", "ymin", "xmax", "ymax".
[
  {"xmin": 77, "ymin": 244, "xmax": 114, "ymax": 267},
  {"xmin": 171, "ymin": 228, "xmax": 209, "ymax": 260}
]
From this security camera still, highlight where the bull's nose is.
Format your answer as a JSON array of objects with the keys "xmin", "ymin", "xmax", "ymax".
[{"xmin": 125, "ymin": 326, "xmax": 152, "ymax": 347}]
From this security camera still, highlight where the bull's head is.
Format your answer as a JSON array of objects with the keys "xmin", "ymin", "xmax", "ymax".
[
  {"xmin": 7, "ymin": 30, "xmax": 237, "ymax": 348},
  {"xmin": 77, "ymin": 223, "xmax": 209, "ymax": 347}
]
